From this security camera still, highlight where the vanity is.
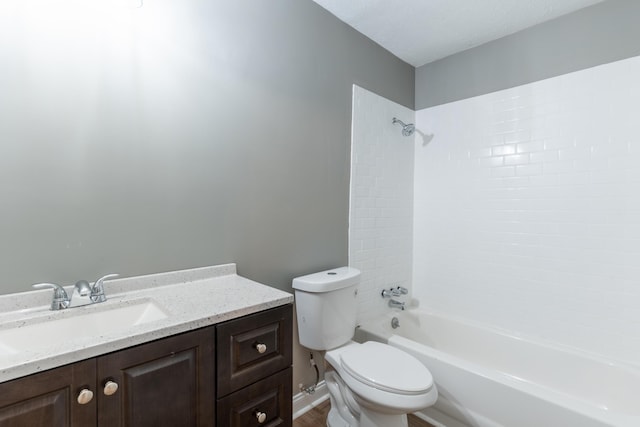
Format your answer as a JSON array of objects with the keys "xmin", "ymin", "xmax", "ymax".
[{"xmin": 0, "ymin": 264, "xmax": 293, "ymax": 427}]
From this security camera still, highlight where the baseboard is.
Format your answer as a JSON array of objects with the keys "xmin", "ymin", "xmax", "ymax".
[{"xmin": 292, "ymin": 380, "xmax": 329, "ymax": 420}]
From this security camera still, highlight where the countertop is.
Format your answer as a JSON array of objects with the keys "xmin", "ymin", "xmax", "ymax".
[{"xmin": 0, "ymin": 263, "xmax": 293, "ymax": 382}]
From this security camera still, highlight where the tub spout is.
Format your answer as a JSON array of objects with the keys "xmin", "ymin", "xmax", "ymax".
[{"xmin": 388, "ymin": 299, "xmax": 405, "ymax": 310}]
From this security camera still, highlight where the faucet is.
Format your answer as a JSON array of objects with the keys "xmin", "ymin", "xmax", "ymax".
[
  {"xmin": 381, "ymin": 286, "xmax": 408, "ymax": 310},
  {"xmin": 31, "ymin": 283, "xmax": 70, "ymax": 311},
  {"xmin": 88, "ymin": 273, "xmax": 118, "ymax": 304},
  {"xmin": 381, "ymin": 286, "xmax": 408, "ymax": 298},
  {"xmin": 388, "ymin": 299, "xmax": 405, "ymax": 310},
  {"xmin": 69, "ymin": 280, "xmax": 93, "ymax": 308},
  {"xmin": 33, "ymin": 273, "xmax": 119, "ymax": 311}
]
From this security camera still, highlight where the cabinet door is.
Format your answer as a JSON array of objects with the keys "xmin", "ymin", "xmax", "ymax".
[
  {"xmin": 0, "ymin": 359, "xmax": 96, "ymax": 427},
  {"xmin": 97, "ymin": 328, "xmax": 215, "ymax": 427}
]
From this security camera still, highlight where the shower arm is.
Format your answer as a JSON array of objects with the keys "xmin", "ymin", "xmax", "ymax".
[{"xmin": 392, "ymin": 117, "xmax": 407, "ymax": 127}]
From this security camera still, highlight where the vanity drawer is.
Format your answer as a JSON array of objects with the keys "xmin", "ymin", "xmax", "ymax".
[
  {"xmin": 217, "ymin": 304, "xmax": 292, "ymax": 396},
  {"xmin": 217, "ymin": 367, "xmax": 292, "ymax": 427}
]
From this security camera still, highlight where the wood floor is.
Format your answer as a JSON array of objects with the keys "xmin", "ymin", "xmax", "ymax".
[{"xmin": 294, "ymin": 400, "xmax": 435, "ymax": 427}]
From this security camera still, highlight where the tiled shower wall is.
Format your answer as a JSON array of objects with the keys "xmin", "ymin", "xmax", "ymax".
[
  {"xmin": 350, "ymin": 85, "xmax": 415, "ymax": 324},
  {"xmin": 414, "ymin": 56, "xmax": 640, "ymax": 365}
]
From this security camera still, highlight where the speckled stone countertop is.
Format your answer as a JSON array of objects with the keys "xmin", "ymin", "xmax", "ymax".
[{"xmin": 0, "ymin": 263, "xmax": 293, "ymax": 382}]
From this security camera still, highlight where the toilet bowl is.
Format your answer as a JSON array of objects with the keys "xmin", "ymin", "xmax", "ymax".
[
  {"xmin": 327, "ymin": 341, "xmax": 437, "ymax": 413},
  {"xmin": 323, "ymin": 341, "xmax": 437, "ymax": 426},
  {"xmin": 293, "ymin": 267, "xmax": 438, "ymax": 427}
]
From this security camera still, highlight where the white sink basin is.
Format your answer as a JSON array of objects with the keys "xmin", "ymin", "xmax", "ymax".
[{"xmin": 0, "ymin": 300, "xmax": 168, "ymax": 356}]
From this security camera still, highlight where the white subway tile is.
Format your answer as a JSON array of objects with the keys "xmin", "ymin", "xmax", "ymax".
[
  {"xmin": 556, "ymin": 172, "xmax": 589, "ymax": 186},
  {"xmin": 350, "ymin": 85, "xmax": 414, "ymax": 324},
  {"xmin": 479, "ymin": 156, "xmax": 504, "ymax": 168},
  {"xmin": 543, "ymin": 161, "xmax": 572, "ymax": 175},
  {"xmin": 517, "ymin": 140, "xmax": 545, "ymax": 153},
  {"xmin": 516, "ymin": 164, "xmax": 543, "ymax": 176},
  {"xmin": 558, "ymin": 147, "xmax": 591, "ymax": 161},
  {"xmin": 413, "ymin": 56, "xmax": 640, "ymax": 365},
  {"xmin": 544, "ymin": 138, "xmax": 576, "ymax": 150},
  {"xmin": 504, "ymin": 154, "xmax": 530, "ymax": 166},
  {"xmin": 491, "ymin": 166, "xmax": 516, "ymax": 177},
  {"xmin": 492, "ymin": 144, "xmax": 517, "ymax": 156},
  {"xmin": 528, "ymin": 174, "xmax": 559, "ymax": 187},
  {"xmin": 530, "ymin": 150, "xmax": 560, "ymax": 163}
]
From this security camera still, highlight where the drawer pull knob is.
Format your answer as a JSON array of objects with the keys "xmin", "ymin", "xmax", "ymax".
[
  {"xmin": 255, "ymin": 343, "xmax": 267, "ymax": 354},
  {"xmin": 255, "ymin": 411, "xmax": 267, "ymax": 423},
  {"xmin": 104, "ymin": 380, "xmax": 119, "ymax": 396},
  {"xmin": 77, "ymin": 388, "xmax": 94, "ymax": 405}
]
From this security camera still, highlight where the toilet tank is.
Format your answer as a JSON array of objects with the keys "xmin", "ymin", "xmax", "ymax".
[{"xmin": 292, "ymin": 267, "xmax": 360, "ymax": 351}]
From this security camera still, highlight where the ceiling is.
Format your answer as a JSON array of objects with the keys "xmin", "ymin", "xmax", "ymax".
[{"xmin": 312, "ymin": 0, "xmax": 605, "ymax": 67}]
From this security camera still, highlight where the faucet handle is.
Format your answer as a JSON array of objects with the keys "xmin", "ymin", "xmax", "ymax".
[
  {"xmin": 381, "ymin": 288, "xmax": 396, "ymax": 298},
  {"xmin": 32, "ymin": 283, "xmax": 70, "ymax": 310},
  {"xmin": 95, "ymin": 273, "xmax": 119, "ymax": 285},
  {"xmin": 91, "ymin": 274, "xmax": 119, "ymax": 303},
  {"xmin": 381, "ymin": 287, "xmax": 403, "ymax": 298}
]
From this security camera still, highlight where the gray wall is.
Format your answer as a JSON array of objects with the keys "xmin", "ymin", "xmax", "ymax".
[
  {"xmin": 0, "ymin": 0, "xmax": 413, "ymax": 295},
  {"xmin": 416, "ymin": 0, "xmax": 640, "ymax": 109}
]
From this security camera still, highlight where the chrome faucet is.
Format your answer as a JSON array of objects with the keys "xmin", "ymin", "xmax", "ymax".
[
  {"xmin": 388, "ymin": 299, "xmax": 405, "ymax": 310},
  {"xmin": 382, "ymin": 286, "xmax": 408, "ymax": 310},
  {"xmin": 381, "ymin": 286, "xmax": 409, "ymax": 298},
  {"xmin": 91, "ymin": 273, "xmax": 118, "ymax": 303},
  {"xmin": 33, "ymin": 273, "xmax": 119, "ymax": 311},
  {"xmin": 32, "ymin": 283, "xmax": 70, "ymax": 311},
  {"xmin": 69, "ymin": 280, "xmax": 93, "ymax": 308}
]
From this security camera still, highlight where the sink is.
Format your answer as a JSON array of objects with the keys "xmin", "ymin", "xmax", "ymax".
[{"xmin": 0, "ymin": 300, "xmax": 168, "ymax": 356}]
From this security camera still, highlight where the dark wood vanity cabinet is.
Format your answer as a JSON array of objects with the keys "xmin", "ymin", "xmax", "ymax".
[
  {"xmin": 216, "ymin": 304, "xmax": 293, "ymax": 427},
  {"xmin": 0, "ymin": 304, "xmax": 292, "ymax": 427},
  {"xmin": 0, "ymin": 328, "xmax": 215, "ymax": 427}
]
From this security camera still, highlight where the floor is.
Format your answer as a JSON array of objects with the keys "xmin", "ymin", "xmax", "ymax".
[{"xmin": 293, "ymin": 400, "xmax": 436, "ymax": 427}]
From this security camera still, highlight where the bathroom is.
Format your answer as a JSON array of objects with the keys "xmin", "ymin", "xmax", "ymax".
[{"xmin": 1, "ymin": 0, "xmax": 639, "ymax": 426}]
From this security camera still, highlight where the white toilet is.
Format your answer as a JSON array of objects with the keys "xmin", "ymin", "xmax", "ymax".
[{"xmin": 293, "ymin": 267, "xmax": 437, "ymax": 427}]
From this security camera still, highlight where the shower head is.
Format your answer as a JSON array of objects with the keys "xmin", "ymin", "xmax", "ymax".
[{"xmin": 392, "ymin": 117, "xmax": 415, "ymax": 137}]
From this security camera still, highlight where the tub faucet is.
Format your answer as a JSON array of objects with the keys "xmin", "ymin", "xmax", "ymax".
[
  {"xmin": 381, "ymin": 286, "xmax": 408, "ymax": 298},
  {"xmin": 388, "ymin": 299, "xmax": 405, "ymax": 310}
]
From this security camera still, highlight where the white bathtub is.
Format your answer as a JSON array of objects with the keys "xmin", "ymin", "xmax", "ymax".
[{"xmin": 356, "ymin": 309, "xmax": 640, "ymax": 427}]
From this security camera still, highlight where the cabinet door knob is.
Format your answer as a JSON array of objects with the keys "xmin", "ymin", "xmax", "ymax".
[
  {"xmin": 77, "ymin": 388, "xmax": 94, "ymax": 405},
  {"xmin": 103, "ymin": 380, "xmax": 119, "ymax": 396},
  {"xmin": 255, "ymin": 411, "xmax": 267, "ymax": 423},
  {"xmin": 255, "ymin": 343, "xmax": 267, "ymax": 354}
]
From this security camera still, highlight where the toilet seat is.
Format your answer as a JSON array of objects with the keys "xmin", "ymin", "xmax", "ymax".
[
  {"xmin": 325, "ymin": 341, "xmax": 438, "ymax": 415},
  {"xmin": 339, "ymin": 341, "xmax": 433, "ymax": 395}
]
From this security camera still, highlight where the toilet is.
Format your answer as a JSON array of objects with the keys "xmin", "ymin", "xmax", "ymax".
[{"xmin": 293, "ymin": 267, "xmax": 437, "ymax": 427}]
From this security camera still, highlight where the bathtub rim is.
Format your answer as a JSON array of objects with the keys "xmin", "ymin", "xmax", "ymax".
[
  {"xmin": 356, "ymin": 308, "xmax": 640, "ymax": 427},
  {"xmin": 358, "ymin": 307, "xmax": 640, "ymax": 373}
]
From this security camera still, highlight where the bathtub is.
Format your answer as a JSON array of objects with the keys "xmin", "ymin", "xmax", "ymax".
[{"xmin": 355, "ymin": 309, "xmax": 640, "ymax": 427}]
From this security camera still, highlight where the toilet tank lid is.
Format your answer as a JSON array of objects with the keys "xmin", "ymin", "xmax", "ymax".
[{"xmin": 292, "ymin": 267, "xmax": 360, "ymax": 292}]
